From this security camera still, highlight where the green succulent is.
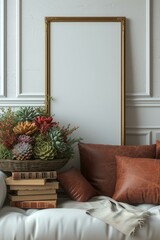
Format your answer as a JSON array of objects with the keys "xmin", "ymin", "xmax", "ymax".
[
  {"xmin": 48, "ymin": 129, "xmax": 66, "ymax": 156},
  {"xmin": 48, "ymin": 128, "xmax": 81, "ymax": 159},
  {"xmin": 15, "ymin": 106, "xmax": 47, "ymax": 122},
  {"xmin": 33, "ymin": 139, "xmax": 55, "ymax": 160}
]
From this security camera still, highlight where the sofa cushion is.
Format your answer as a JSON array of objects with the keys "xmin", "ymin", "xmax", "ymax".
[
  {"xmin": 112, "ymin": 156, "xmax": 160, "ymax": 204},
  {"xmin": 57, "ymin": 167, "xmax": 97, "ymax": 202},
  {"xmin": 78, "ymin": 143, "xmax": 156, "ymax": 197}
]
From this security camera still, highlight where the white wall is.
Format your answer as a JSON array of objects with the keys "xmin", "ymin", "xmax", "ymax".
[{"xmin": 0, "ymin": 0, "xmax": 160, "ymax": 146}]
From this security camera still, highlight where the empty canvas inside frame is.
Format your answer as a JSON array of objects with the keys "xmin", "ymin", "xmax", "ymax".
[{"xmin": 45, "ymin": 17, "xmax": 125, "ymax": 147}]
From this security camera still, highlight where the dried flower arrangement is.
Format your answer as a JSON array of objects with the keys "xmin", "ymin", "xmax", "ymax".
[{"xmin": 0, "ymin": 107, "xmax": 80, "ymax": 161}]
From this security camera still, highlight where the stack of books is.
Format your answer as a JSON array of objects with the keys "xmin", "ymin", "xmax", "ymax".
[{"xmin": 5, "ymin": 171, "xmax": 59, "ymax": 209}]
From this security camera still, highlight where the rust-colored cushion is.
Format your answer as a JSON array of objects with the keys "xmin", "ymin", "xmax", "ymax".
[
  {"xmin": 79, "ymin": 143, "xmax": 156, "ymax": 197},
  {"xmin": 156, "ymin": 140, "xmax": 160, "ymax": 158},
  {"xmin": 57, "ymin": 167, "xmax": 97, "ymax": 202},
  {"xmin": 113, "ymin": 156, "xmax": 160, "ymax": 204}
]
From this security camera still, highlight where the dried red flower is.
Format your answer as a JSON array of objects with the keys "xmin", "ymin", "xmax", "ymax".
[{"xmin": 34, "ymin": 116, "xmax": 58, "ymax": 134}]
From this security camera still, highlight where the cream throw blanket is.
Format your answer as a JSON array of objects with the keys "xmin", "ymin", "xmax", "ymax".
[{"xmin": 86, "ymin": 197, "xmax": 150, "ymax": 236}]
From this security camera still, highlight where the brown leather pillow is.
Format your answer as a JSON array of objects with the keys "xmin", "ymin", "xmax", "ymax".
[
  {"xmin": 57, "ymin": 167, "xmax": 97, "ymax": 202},
  {"xmin": 79, "ymin": 143, "xmax": 156, "ymax": 197},
  {"xmin": 113, "ymin": 156, "xmax": 160, "ymax": 204}
]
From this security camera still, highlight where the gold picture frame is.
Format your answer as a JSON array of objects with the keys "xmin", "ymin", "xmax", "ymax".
[{"xmin": 45, "ymin": 17, "xmax": 126, "ymax": 145}]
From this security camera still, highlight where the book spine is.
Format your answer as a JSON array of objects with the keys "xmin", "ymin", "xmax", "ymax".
[
  {"xmin": 14, "ymin": 189, "xmax": 56, "ymax": 196},
  {"xmin": 8, "ymin": 193, "xmax": 57, "ymax": 201},
  {"xmin": 9, "ymin": 181, "xmax": 59, "ymax": 191},
  {"xmin": 12, "ymin": 171, "xmax": 57, "ymax": 180},
  {"xmin": 10, "ymin": 200, "xmax": 57, "ymax": 209},
  {"xmin": 5, "ymin": 177, "xmax": 46, "ymax": 186}
]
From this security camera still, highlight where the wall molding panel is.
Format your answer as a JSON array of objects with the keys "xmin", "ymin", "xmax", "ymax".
[
  {"xmin": 126, "ymin": 0, "xmax": 151, "ymax": 98},
  {"xmin": 126, "ymin": 126, "xmax": 160, "ymax": 129},
  {"xmin": 16, "ymin": 0, "xmax": 22, "ymax": 97},
  {"xmin": 126, "ymin": 126, "xmax": 160, "ymax": 144},
  {"xmin": 145, "ymin": 0, "xmax": 151, "ymax": 97},
  {"xmin": 0, "ymin": 0, "xmax": 6, "ymax": 97},
  {"xmin": 1, "ymin": 0, "xmax": 160, "ymax": 146},
  {"xmin": 16, "ymin": 0, "xmax": 44, "ymax": 99},
  {"xmin": 0, "ymin": 98, "xmax": 45, "ymax": 107},
  {"xmin": 126, "ymin": 129, "xmax": 152, "ymax": 145},
  {"xmin": 126, "ymin": 97, "xmax": 160, "ymax": 107}
]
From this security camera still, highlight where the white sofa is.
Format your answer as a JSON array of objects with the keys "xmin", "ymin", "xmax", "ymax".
[
  {"xmin": 1, "ymin": 170, "xmax": 160, "ymax": 240},
  {"xmin": 1, "ymin": 141, "xmax": 160, "ymax": 240}
]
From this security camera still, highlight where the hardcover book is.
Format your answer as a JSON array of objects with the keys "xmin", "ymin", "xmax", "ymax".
[
  {"xmin": 9, "ymin": 181, "xmax": 59, "ymax": 190},
  {"xmin": 5, "ymin": 177, "xmax": 46, "ymax": 186},
  {"xmin": 12, "ymin": 171, "xmax": 57, "ymax": 180},
  {"xmin": 10, "ymin": 200, "xmax": 57, "ymax": 208},
  {"xmin": 11, "ymin": 189, "xmax": 56, "ymax": 196},
  {"xmin": 8, "ymin": 193, "xmax": 57, "ymax": 201}
]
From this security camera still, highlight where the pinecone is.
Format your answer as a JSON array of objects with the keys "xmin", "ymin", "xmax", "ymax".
[
  {"xmin": 17, "ymin": 135, "xmax": 33, "ymax": 144},
  {"xmin": 12, "ymin": 142, "xmax": 33, "ymax": 161},
  {"xmin": 33, "ymin": 140, "xmax": 55, "ymax": 160},
  {"xmin": 13, "ymin": 121, "xmax": 37, "ymax": 135}
]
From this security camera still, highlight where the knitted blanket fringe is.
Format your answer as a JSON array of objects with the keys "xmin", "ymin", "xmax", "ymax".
[{"xmin": 86, "ymin": 197, "xmax": 150, "ymax": 236}]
